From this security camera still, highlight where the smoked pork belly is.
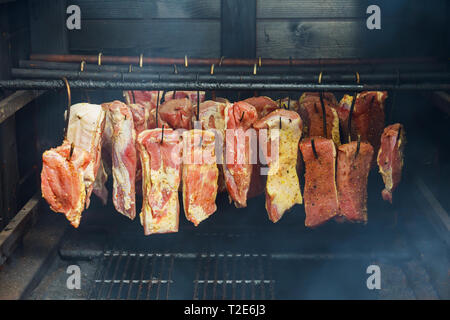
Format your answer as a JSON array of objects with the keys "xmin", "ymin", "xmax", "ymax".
[
  {"xmin": 253, "ymin": 109, "xmax": 303, "ymax": 223},
  {"xmin": 224, "ymin": 101, "xmax": 258, "ymax": 207},
  {"xmin": 41, "ymin": 141, "xmax": 91, "ymax": 228},
  {"xmin": 278, "ymin": 97, "xmax": 300, "ymax": 113},
  {"xmin": 66, "ymin": 103, "xmax": 106, "ymax": 208},
  {"xmin": 337, "ymin": 91, "xmax": 387, "ymax": 154},
  {"xmin": 105, "ymin": 101, "xmax": 137, "ymax": 219},
  {"xmin": 197, "ymin": 100, "xmax": 227, "ymax": 192},
  {"xmin": 377, "ymin": 123, "xmax": 405, "ymax": 203},
  {"xmin": 182, "ymin": 129, "xmax": 219, "ymax": 226},
  {"xmin": 243, "ymin": 96, "xmax": 279, "ymax": 118},
  {"xmin": 164, "ymin": 91, "xmax": 205, "ymax": 104},
  {"xmin": 299, "ymin": 137, "xmax": 339, "ymax": 227},
  {"xmin": 336, "ymin": 141, "xmax": 374, "ymax": 223},
  {"xmin": 159, "ymin": 98, "xmax": 193, "ymax": 130},
  {"xmin": 298, "ymin": 92, "xmax": 340, "ymax": 146},
  {"xmin": 137, "ymin": 128, "xmax": 182, "ymax": 234},
  {"xmin": 123, "ymin": 90, "xmax": 163, "ymax": 110}
]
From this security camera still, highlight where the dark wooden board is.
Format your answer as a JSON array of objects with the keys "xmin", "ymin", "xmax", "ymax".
[
  {"xmin": 256, "ymin": 0, "xmax": 446, "ymax": 19},
  {"xmin": 256, "ymin": 18, "xmax": 444, "ymax": 59},
  {"xmin": 222, "ymin": 0, "xmax": 256, "ymax": 58},
  {"xmin": 73, "ymin": 0, "xmax": 221, "ymax": 19},
  {"xmin": 68, "ymin": 20, "xmax": 221, "ymax": 57}
]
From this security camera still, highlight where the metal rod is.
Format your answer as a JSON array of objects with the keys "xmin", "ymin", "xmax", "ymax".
[
  {"xmin": 1, "ymin": 79, "xmax": 449, "ymax": 91},
  {"xmin": 319, "ymin": 92, "xmax": 327, "ymax": 138},
  {"xmin": 12, "ymin": 68, "xmax": 450, "ymax": 83},
  {"xmin": 30, "ymin": 54, "xmax": 441, "ymax": 67}
]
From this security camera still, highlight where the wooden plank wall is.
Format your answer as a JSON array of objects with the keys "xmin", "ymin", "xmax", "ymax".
[
  {"xmin": 256, "ymin": 0, "xmax": 448, "ymax": 59},
  {"xmin": 68, "ymin": 0, "xmax": 222, "ymax": 57}
]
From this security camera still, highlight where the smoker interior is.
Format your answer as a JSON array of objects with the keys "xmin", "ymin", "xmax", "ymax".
[{"xmin": 0, "ymin": 1, "xmax": 449, "ymax": 300}]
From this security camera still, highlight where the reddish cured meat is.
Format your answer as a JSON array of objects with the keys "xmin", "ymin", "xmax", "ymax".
[
  {"xmin": 164, "ymin": 91, "xmax": 205, "ymax": 104},
  {"xmin": 123, "ymin": 90, "xmax": 163, "ymax": 110},
  {"xmin": 159, "ymin": 98, "xmax": 193, "ymax": 130},
  {"xmin": 182, "ymin": 130, "xmax": 219, "ymax": 226},
  {"xmin": 106, "ymin": 101, "xmax": 137, "ymax": 219},
  {"xmin": 377, "ymin": 123, "xmax": 405, "ymax": 203},
  {"xmin": 298, "ymin": 92, "xmax": 340, "ymax": 146},
  {"xmin": 299, "ymin": 137, "xmax": 339, "ymax": 227},
  {"xmin": 336, "ymin": 141, "xmax": 374, "ymax": 223},
  {"xmin": 41, "ymin": 141, "xmax": 91, "ymax": 228},
  {"xmin": 243, "ymin": 96, "xmax": 279, "ymax": 118},
  {"xmin": 253, "ymin": 109, "xmax": 303, "ymax": 223},
  {"xmin": 137, "ymin": 128, "xmax": 182, "ymax": 234},
  {"xmin": 337, "ymin": 91, "xmax": 387, "ymax": 154},
  {"xmin": 197, "ymin": 100, "xmax": 227, "ymax": 192},
  {"xmin": 224, "ymin": 101, "xmax": 258, "ymax": 207}
]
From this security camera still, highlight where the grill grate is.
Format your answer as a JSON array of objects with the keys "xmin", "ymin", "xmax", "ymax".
[
  {"xmin": 193, "ymin": 253, "xmax": 275, "ymax": 300},
  {"xmin": 88, "ymin": 251, "xmax": 175, "ymax": 300}
]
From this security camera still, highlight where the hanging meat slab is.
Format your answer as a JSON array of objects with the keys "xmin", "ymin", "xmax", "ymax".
[
  {"xmin": 298, "ymin": 92, "xmax": 340, "ymax": 146},
  {"xmin": 254, "ymin": 109, "xmax": 303, "ymax": 223},
  {"xmin": 137, "ymin": 128, "xmax": 182, "ymax": 234},
  {"xmin": 105, "ymin": 101, "xmax": 137, "ymax": 219},
  {"xmin": 159, "ymin": 98, "xmax": 193, "ymax": 130},
  {"xmin": 336, "ymin": 141, "xmax": 374, "ymax": 223},
  {"xmin": 224, "ymin": 101, "xmax": 258, "ymax": 207},
  {"xmin": 197, "ymin": 100, "xmax": 228, "ymax": 192},
  {"xmin": 377, "ymin": 123, "xmax": 405, "ymax": 203},
  {"xmin": 337, "ymin": 91, "xmax": 387, "ymax": 154},
  {"xmin": 243, "ymin": 96, "xmax": 279, "ymax": 118},
  {"xmin": 182, "ymin": 129, "xmax": 219, "ymax": 226},
  {"xmin": 66, "ymin": 103, "xmax": 106, "ymax": 208},
  {"xmin": 300, "ymin": 137, "xmax": 339, "ymax": 227},
  {"xmin": 123, "ymin": 90, "xmax": 163, "ymax": 110},
  {"xmin": 41, "ymin": 141, "xmax": 91, "ymax": 228}
]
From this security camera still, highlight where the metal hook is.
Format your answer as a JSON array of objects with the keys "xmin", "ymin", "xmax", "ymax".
[
  {"xmin": 354, "ymin": 134, "xmax": 361, "ymax": 159},
  {"xmin": 319, "ymin": 91, "xmax": 327, "ymax": 138},
  {"xmin": 184, "ymin": 55, "xmax": 189, "ymax": 68},
  {"xmin": 396, "ymin": 125, "xmax": 402, "ymax": 143},
  {"xmin": 97, "ymin": 52, "xmax": 102, "ymax": 66},
  {"xmin": 160, "ymin": 125, "xmax": 164, "ymax": 144},
  {"xmin": 258, "ymin": 57, "xmax": 262, "ymax": 68},
  {"xmin": 131, "ymin": 90, "xmax": 136, "ymax": 104},
  {"xmin": 348, "ymin": 92, "xmax": 357, "ymax": 143},
  {"xmin": 279, "ymin": 117, "xmax": 282, "ymax": 129},
  {"xmin": 68, "ymin": 142, "xmax": 75, "ymax": 161},
  {"xmin": 62, "ymin": 77, "xmax": 71, "ymax": 139},
  {"xmin": 240, "ymin": 111, "xmax": 245, "ymax": 122},
  {"xmin": 210, "ymin": 64, "xmax": 215, "ymax": 75},
  {"xmin": 311, "ymin": 138, "xmax": 318, "ymax": 159},
  {"xmin": 80, "ymin": 61, "xmax": 86, "ymax": 72},
  {"xmin": 197, "ymin": 91, "xmax": 200, "ymax": 121},
  {"xmin": 219, "ymin": 56, "xmax": 225, "ymax": 67},
  {"xmin": 173, "ymin": 64, "xmax": 178, "ymax": 74},
  {"xmin": 253, "ymin": 63, "xmax": 257, "ymax": 75},
  {"xmin": 139, "ymin": 53, "xmax": 144, "ymax": 68},
  {"xmin": 156, "ymin": 90, "xmax": 160, "ymax": 128}
]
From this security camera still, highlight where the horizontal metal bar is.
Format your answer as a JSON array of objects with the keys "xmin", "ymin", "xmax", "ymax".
[
  {"xmin": 30, "ymin": 53, "xmax": 442, "ymax": 67},
  {"xmin": 1, "ymin": 79, "xmax": 449, "ymax": 91},
  {"xmin": 20, "ymin": 59, "xmax": 449, "ymax": 74},
  {"xmin": 12, "ymin": 68, "xmax": 450, "ymax": 84}
]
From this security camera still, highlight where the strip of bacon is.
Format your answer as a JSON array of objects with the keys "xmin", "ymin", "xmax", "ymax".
[
  {"xmin": 377, "ymin": 123, "xmax": 405, "ymax": 203},
  {"xmin": 298, "ymin": 92, "xmax": 340, "ymax": 146},
  {"xmin": 137, "ymin": 128, "xmax": 182, "ymax": 234},
  {"xmin": 299, "ymin": 137, "xmax": 339, "ymax": 227},
  {"xmin": 224, "ymin": 101, "xmax": 258, "ymax": 207},
  {"xmin": 254, "ymin": 109, "xmax": 303, "ymax": 223},
  {"xmin": 105, "ymin": 101, "xmax": 137, "ymax": 219},
  {"xmin": 182, "ymin": 129, "xmax": 219, "ymax": 226},
  {"xmin": 336, "ymin": 141, "xmax": 374, "ymax": 223},
  {"xmin": 66, "ymin": 103, "xmax": 106, "ymax": 208},
  {"xmin": 337, "ymin": 91, "xmax": 387, "ymax": 154},
  {"xmin": 197, "ymin": 100, "xmax": 227, "ymax": 192},
  {"xmin": 159, "ymin": 98, "xmax": 193, "ymax": 130},
  {"xmin": 41, "ymin": 141, "xmax": 91, "ymax": 228}
]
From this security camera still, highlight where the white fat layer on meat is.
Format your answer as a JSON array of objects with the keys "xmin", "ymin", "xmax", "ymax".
[
  {"xmin": 139, "ymin": 141, "xmax": 179, "ymax": 234},
  {"xmin": 109, "ymin": 109, "xmax": 135, "ymax": 213},
  {"xmin": 265, "ymin": 115, "xmax": 303, "ymax": 219},
  {"xmin": 67, "ymin": 103, "xmax": 105, "ymax": 191}
]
